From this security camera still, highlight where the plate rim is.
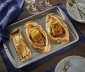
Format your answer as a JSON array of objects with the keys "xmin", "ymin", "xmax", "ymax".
[
  {"xmin": 54, "ymin": 55, "xmax": 85, "ymax": 72},
  {"xmin": 66, "ymin": 2, "xmax": 85, "ymax": 23}
]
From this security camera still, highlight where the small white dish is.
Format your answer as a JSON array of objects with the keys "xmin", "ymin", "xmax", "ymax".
[
  {"xmin": 66, "ymin": 0, "xmax": 85, "ymax": 23},
  {"xmin": 54, "ymin": 56, "xmax": 85, "ymax": 72}
]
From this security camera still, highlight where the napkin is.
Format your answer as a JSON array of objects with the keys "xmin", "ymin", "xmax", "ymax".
[
  {"xmin": 0, "ymin": 0, "xmax": 24, "ymax": 42},
  {"xmin": 0, "ymin": 2, "xmax": 85, "ymax": 72},
  {"xmin": 0, "ymin": 0, "xmax": 24, "ymax": 72}
]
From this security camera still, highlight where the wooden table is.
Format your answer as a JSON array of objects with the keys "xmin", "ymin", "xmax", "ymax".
[{"xmin": 0, "ymin": 0, "xmax": 85, "ymax": 72}]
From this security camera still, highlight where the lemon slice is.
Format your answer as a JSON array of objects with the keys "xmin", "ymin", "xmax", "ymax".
[
  {"xmin": 53, "ymin": 23, "xmax": 61, "ymax": 31},
  {"xmin": 52, "ymin": 20, "xmax": 58, "ymax": 24},
  {"xmin": 31, "ymin": 27, "xmax": 41, "ymax": 41},
  {"xmin": 51, "ymin": 20, "xmax": 61, "ymax": 31}
]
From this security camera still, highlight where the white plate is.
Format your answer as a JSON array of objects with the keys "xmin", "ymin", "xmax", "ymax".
[
  {"xmin": 54, "ymin": 56, "xmax": 85, "ymax": 72},
  {"xmin": 66, "ymin": 0, "xmax": 85, "ymax": 23},
  {"xmin": 76, "ymin": 0, "xmax": 85, "ymax": 14}
]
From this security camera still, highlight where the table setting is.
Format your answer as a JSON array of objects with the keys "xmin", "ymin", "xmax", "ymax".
[
  {"xmin": 54, "ymin": 56, "xmax": 85, "ymax": 72},
  {"xmin": 0, "ymin": 0, "xmax": 85, "ymax": 72},
  {"xmin": 67, "ymin": 0, "xmax": 85, "ymax": 23},
  {"xmin": 47, "ymin": 56, "xmax": 85, "ymax": 72}
]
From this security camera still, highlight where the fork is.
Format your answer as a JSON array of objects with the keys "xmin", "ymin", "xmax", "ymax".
[
  {"xmin": 68, "ymin": 0, "xmax": 85, "ymax": 18},
  {"xmin": 62, "ymin": 60, "xmax": 70, "ymax": 72}
]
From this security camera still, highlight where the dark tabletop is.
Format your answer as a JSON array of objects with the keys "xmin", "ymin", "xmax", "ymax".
[{"xmin": 0, "ymin": 0, "xmax": 85, "ymax": 72}]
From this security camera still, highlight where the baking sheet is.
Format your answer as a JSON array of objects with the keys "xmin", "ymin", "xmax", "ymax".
[{"xmin": 3, "ymin": 6, "xmax": 79, "ymax": 68}]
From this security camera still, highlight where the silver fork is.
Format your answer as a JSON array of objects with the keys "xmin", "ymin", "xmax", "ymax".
[
  {"xmin": 68, "ymin": 0, "xmax": 85, "ymax": 18},
  {"xmin": 62, "ymin": 60, "xmax": 70, "ymax": 72}
]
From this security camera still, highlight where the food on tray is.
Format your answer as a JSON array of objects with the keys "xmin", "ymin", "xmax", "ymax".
[
  {"xmin": 10, "ymin": 29, "xmax": 31, "ymax": 61},
  {"xmin": 24, "ymin": 21, "xmax": 51, "ymax": 53},
  {"xmin": 46, "ymin": 13, "xmax": 69, "ymax": 43}
]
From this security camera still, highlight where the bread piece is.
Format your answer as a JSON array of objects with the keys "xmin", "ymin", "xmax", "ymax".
[{"xmin": 10, "ymin": 29, "xmax": 31, "ymax": 61}]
